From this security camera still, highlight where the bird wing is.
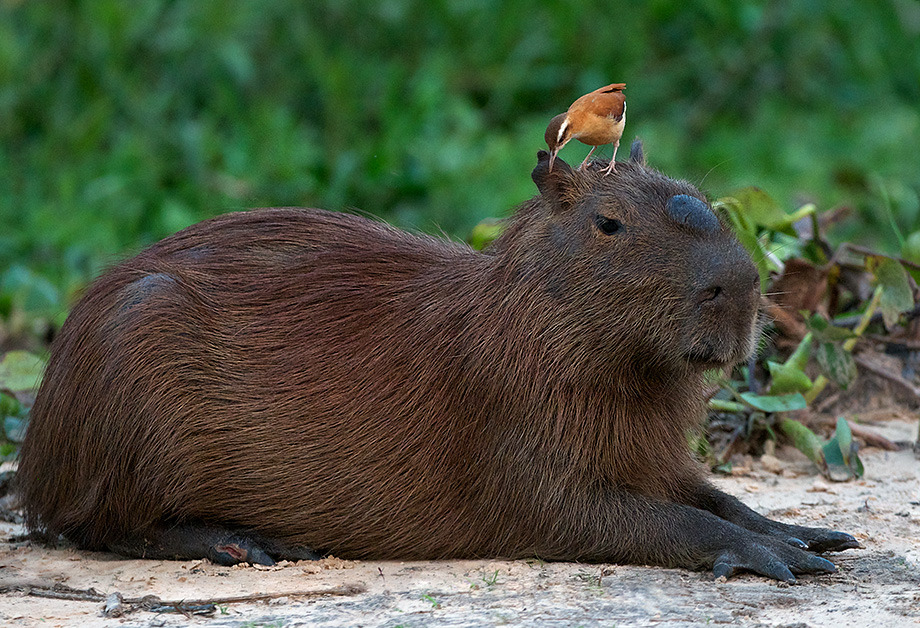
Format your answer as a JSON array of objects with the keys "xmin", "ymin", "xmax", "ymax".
[{"xmin": 571, "ymin": 92, "xmax": 625, "ymax": 123}]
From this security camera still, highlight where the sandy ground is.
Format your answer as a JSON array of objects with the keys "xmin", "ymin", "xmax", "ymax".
[{"xmin": 1, "ymin": 418, "xmax": 918, "ymax": 628}]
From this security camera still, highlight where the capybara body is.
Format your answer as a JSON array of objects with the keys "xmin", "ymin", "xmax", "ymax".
[{"xmin": 18, "ymin": 147, "xmax": 856, "ymax": 580}]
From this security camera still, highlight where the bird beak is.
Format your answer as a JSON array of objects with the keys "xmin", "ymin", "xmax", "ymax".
[{"xmin": 548, "ymin": 149, "xmax": 557, "ymax": 173}]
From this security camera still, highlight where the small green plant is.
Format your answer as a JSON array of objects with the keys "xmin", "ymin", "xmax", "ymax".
[
  {"xmin": 420, "ymin": 593, "xmax": 441, "ymax": 609},
  {"xmin": 481, "ymin": 569, "xmax": 500, "ymax": 587},
  {"xmin": 780, "ymin": 416, "xmax": 863, "ymax": 481}
]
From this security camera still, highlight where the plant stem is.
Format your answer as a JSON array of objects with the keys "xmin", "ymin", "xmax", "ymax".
[
  {"xmin": 844, "ymin": 285, "xmax": 883, "ymax": 351},
  {"xmin": 708, "ymin": 399, "xmax": 748, "ymax": 413}
]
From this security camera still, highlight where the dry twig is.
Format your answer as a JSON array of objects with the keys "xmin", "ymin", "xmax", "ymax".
[{"xmin": 0, "ymin": 581, "xmax": 366, "ymax": 617}]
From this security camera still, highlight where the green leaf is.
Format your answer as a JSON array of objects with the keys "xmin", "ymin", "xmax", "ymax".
[
  {"xmin": 0, "ymin": 351, "xmax": 46, "ymax": 393},
  {"xmin": 821, "ymin": 417, "xmax": 864, "ymax": 480},
  {"xmin": 806, "ymin": 313, "xmax": 856, "ymax": 342},
  {"xmin": 0, "ymin": 392, "xmax": 20, "ymax": 417},
  {"xmin": 0, "ymin": 265, "xmax": 63, "ymax": 318},
  {"xmin": 779, "ymin": 418, "xmax": 825, "ymax": 466},
  {"xmin": 786, "ymin": 332, "xmax": 814, "ymax": 371},
  {"xmin": 740, "ymin": 392, "xmax": 808, "ymax": 413},
  {"xmin": 868, "ymin": 256, "xmax": 914, "ymax": 329},
  {"xmin": 815, "ymin": 342, "xmax": 858, "ymax": 390},
  {"xmin": 767, "ymin": 360, "xmax": 813, "ymax": 394},
  {"xmin": 835, "ymin": 416, "xmax": 853, "ymax": 458},
  {"xmin": 715, "ymin": 198, "xmax": 772, "ymax": 290},
  {"xmin": 903, "ymin": 231, "xmax": 920, "ymax": 283},
  {"xmin": 467, "ymin": 218, "xmax": 504, "ymax": 250},
  {"xmin": 730, "ymin": 187, "xmax": 798, "ymax": 235}
]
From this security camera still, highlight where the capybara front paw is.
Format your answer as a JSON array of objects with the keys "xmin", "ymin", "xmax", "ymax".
[
  {"xmin": 712, "ymin": 538, "xmax": 837, "ymax": 583},
  {"xmin": 765, "ymin": 522, "xmax": 860, "ymax": 553}
]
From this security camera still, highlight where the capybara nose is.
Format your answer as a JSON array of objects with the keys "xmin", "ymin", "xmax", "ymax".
[
  {"xmin": 696, "ymin": 262, "xmax": 758, "ymax": 305},
  {"xmin": 693, "ymin": 245, "xmax": 759, "ymax": 310},
  {"xmin": 696, "ymin": 285, "xmax": 723, "ymax": 305}
]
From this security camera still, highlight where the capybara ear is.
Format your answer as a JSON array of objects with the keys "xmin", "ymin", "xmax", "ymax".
[
  {"xmin": 533, "ymin": 150, "xmax": 577, "ymax": 208},
  {"xmin": 629, "ymin": 137, "xmax": 646, "ymax": 165}
]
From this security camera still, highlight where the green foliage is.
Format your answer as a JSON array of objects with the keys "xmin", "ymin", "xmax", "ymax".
[
  {"xmin": 867, "ymin": 256, "xmax": 914, "ymax": 329},
  {"xmin": 0, "ymin": 351, "xmax": 45, "ymax": 458},
  {"xmin": 0, "ymin": 351, "xmax": 45, "ymax": 393},
  {"xmin": 778, "ymin": 418, "xmax": 825, "ymax": 465},
  {"xmin": 823, "ymin": 417, "xmax": 864, "ymax": 481},
  {"xmin": 739, "ymin": 392, "xmax": 807, "ymax": 413},
  {"xmin": 0, "ymin": 391, "xmax": 26, "ymax": 456},
  {"xmin": 766, "ymin": 333, "xmax": 813, "ymax": 394},
  {"xmin": 803, "ymin": 314, "xmax": 858, "ymax": 390},
  {"xmin": 814, "ymin": 342, "xmax": 857, "ymax": 390},
  {"xmin": 1, "ymin": 0, "xmax": 918, "ymax": 324},
  {"xmin": 705, "ymin": 184, "xmax": 918, "ymax": 481},
  {"xmin": 467, "ymin": 218, "xmax": 504, "ymax": 251},
  {"xmin": 779, "ymin": 417, "xmax": 864, "ymax": 481},
  {"xmin": 420, "ymin": 593, "xmax": 441, "ymax": 609},
  {"xmin": 715, "ymin": 188, "xmax": 816, "ymax": 289}
]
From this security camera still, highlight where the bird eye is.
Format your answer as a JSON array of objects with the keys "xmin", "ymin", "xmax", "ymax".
[{"xmin": 595, "ymin": 215, "xmax": 622, "ymax": 235}]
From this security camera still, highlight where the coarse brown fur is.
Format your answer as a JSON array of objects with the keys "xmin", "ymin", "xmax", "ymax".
[{"xmin": 17, "ymin": 145, "xmax": 856, "ymax": 579}]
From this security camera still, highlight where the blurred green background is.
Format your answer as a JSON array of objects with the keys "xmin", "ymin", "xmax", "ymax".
[{"xmin": 1, "ymin": 0, "xmax": 919, "ymax": 341}]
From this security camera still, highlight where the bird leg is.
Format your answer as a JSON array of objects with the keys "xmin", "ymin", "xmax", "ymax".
[
  {"xmin": 602, "ymin": 140, "xmax": 620, "ymax": 175},
  {"xmin": 578, "ymin": 146, "xmax": 597, "ymax": 171}
]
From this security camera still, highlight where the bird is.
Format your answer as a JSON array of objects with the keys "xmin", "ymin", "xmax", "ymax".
[{"xmin": 545, "ymin": 83, "xmax": 626, "ymax": 175}]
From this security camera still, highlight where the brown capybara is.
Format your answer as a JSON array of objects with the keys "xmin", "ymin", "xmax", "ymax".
[{"xmin": 17, "ymin": 144, "xmax": 857, "ymax": 581}]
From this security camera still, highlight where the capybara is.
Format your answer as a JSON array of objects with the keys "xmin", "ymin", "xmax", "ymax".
[{"xmin": 17, "ymin": 144, "xmax": 857, "ymax": 581}]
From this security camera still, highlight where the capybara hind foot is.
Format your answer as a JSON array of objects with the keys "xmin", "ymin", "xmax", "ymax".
[{"xmin": 107, "ymin": 523, "xmax": 318, "ymax": 566}]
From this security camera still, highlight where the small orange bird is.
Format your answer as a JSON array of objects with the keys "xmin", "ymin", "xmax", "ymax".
[{"xmin": 545, "ymin": 83, "xmax": 626, "ymax": 175}]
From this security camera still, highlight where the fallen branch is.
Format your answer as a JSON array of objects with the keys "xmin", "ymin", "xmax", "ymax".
[
  {"xmin": 1, "ymin": 581, "xmax": 366, "ymax": 617},
  {"xmin": 847, "ymin": 424, "xmax": 900, "ymax": 452}
]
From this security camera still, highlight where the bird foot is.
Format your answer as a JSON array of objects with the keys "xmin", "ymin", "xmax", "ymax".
[
  {"xmin": 578, "ymin": 146, "xmax": 597, "ymax": 171},
  {"xmin": 603, "ymin": 143, "xmax": 620, "ymax": 175}
]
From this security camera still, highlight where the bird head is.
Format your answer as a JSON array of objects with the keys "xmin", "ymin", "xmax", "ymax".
[{"xmin": 544, "ymin": 113, "xmax": 573, "ymax": 172}]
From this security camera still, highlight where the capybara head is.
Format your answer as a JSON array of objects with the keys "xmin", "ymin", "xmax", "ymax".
[{"xmin": 490, "ymin": 143, "xmax": 761, "ymax": 375}]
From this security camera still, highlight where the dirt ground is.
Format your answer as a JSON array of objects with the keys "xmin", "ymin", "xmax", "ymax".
[{"xmin": 1, "ymin": 417, "xmax": 917, "ymax": 628}]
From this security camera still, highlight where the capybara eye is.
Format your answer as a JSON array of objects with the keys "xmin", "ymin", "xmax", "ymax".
[{"xmin": 595, "ymin": 215, "xmax": 622, "ymax": 235}]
